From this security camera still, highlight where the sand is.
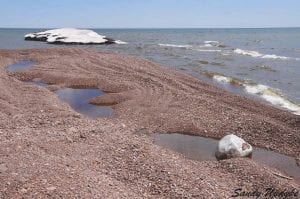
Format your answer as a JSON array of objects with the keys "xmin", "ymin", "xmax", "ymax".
[{"xmin": 0, "ymin": 48, "xmax": 299, "ymax": 198}]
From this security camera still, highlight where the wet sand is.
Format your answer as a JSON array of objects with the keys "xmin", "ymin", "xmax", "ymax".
[{"xmin": 0, "ymin": 48, "xmax": 299, "ymax": 198}]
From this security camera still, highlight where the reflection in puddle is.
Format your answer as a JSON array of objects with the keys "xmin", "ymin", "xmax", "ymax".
[
  {"xmin": 153, "ymin": 133, "xmax": 218, "ymax": 161},
  {"xmin": 31, "ymin": 82, "xmax": 48, "ymax": 87},
  {"xmin": 152, "ymin": 133, "xmax": 300, "ymax": 182},
  {"xmin": 55, "ymin": 88, "xmax": 114, "ymax": 118},
  {"xmin": 30, "ymin": 81, "xmax": 114, "ymax": 118},
  {"xmin": 6, "ymin": 61, "xmax": 36, "ymax": 71}
]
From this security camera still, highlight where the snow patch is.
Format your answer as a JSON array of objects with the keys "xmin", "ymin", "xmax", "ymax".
[{"xmin": 25, "ymin": 28, "xmax": 126, "ymax": 45}]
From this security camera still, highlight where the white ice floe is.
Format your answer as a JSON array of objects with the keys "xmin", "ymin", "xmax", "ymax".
[
  {"xmin": 25, "ymin": 28, "xmax": 126, "ymax": 45},
  {"xmin": 211, "ymin": 73, "xmax": 300, "ymax": 115},
  {"xmin": 234, "ymin": 48, "xmax": 300, "ymax": 61}
]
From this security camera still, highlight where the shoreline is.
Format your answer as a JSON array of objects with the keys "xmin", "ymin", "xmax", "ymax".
[{"xmin": 0, "ymin": 48, "xmax": 299, "ymax": 197}]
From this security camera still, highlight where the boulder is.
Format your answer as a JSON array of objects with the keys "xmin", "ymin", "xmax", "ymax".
[
  {"xmin": 24, "ymin": 28, "xmax": 126, "ymax": 45},
  {"xmin": 215, "ymin": 134, "xmax": 252, "ymax": 160}
]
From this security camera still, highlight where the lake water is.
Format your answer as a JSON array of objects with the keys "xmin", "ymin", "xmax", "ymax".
[{"xmin": 1, "ymin": 28, "xmax": 300, "ymax": 115}]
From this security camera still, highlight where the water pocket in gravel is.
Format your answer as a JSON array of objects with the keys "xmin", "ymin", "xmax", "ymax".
[
  {"xmin": 30, "ymin": 81, "xmax": 114, "ymax": 118},
  {"xmin": 31, "ymin": 82, "xmax": 48, "ymax": 87},
  {"xmin": 55, "ymin": 88, "xmax": 114, "ymax": 118},
  {"xmin": 6, "ymin": 61, "xmax": 36, "ymax": 71},
  {"xmin": 152, "ymin": 133, "xmax": 300, "ymax": 182}
]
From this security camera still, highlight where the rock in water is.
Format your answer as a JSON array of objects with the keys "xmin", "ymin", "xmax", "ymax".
[
  {"xmin": 215, "ymin": 134, "xmax": 252, "ymax": 160},
  {"xmin": 24, "ymin": 28, "xmax": 126, "ymax": 45}
]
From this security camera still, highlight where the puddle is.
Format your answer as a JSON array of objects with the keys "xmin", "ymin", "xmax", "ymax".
[
  {"xmin": 6, "ymin": 61, "xmax": 36, "ymax": 71},
  {"xmin": 55, "ymin": 88, "xmax": 114, "ymax": 118},
  {"xmin": 152, "ymin": 133, "xmax": 300, "ymax": 182},
  {"xmin": 29, "ymin": 81, "xmax": 114, "ymax": 118},
  {"xmin": 31, "ymin": 82, "xmax": 48, "ymax": 87}
]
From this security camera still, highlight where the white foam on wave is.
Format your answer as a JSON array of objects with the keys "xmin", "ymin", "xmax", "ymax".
[
  {"xmin": 158, "ymin": 43, "xmax": 192, "ymax": 49},
  {"xmin": 245, "ymin": 84, "xmax": 300, "ymax": 115},
  {"xmin": 158, "ymin": 43, "xmax": 222, "ymax": 52},
  {"xmin": 211, "ymin": 74, "xmax": 300, "ymax": 115},
  {"xmin": 234, "ymin": 48, "xmax": 300, "ymax": 61},
  {"xmin": 115, "ymin": 40, "xmax": 128, "ymax": 44},
  {"xmin": 196, "ymin": 49, "xmax": 222, "ymax": 52},
  {"xmin": 204, "ymin": 41, "xmax": 219, "ymax": 44},
  {"xmin": 203, "ymin": 43, "xmax": 213, "ymax": 47},
  {"xmin": 213, "ymin": 75, "xmax": 231, "ymax": 83}
]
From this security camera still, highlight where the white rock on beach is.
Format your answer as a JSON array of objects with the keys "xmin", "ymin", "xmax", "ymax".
[
  {"xmin": 215, "ymin": 134, "xmax": 253, "ymax": 160},
  {"xmin": 24, "ymin": 28, "xmax": 126, "ymax": 45}
]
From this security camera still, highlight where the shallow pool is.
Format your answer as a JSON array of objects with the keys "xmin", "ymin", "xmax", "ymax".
[
  {"xmin": 152, "ymin": 133, "xmax": 300, "ymax": 182},
  {"xmin": 6, "ymin": 61, "xmax": 36, "ymax": 71}
]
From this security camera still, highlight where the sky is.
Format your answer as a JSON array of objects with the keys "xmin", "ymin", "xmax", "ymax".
[{"xmin": 0, "ymin": 0, "xmax": 300, "ymax": 28}]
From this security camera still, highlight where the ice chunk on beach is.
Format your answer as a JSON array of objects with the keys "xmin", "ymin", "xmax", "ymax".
[
  {"xmin": 25, "ymin": 28, "xmax": 126, "ymax": 45},
  {"xmin": 216, "ymin": 134, "xmax": 253, "ymax": 160}
]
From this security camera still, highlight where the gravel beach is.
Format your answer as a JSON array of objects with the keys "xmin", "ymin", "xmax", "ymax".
[{"xmin": 0, "ymin": 48, "xmax": 299, "ymax": 198}]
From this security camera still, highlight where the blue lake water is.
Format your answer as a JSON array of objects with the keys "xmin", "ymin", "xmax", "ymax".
[{"xmin": 1, "ymin": 28, "xmax": 300, "ymax": 114}]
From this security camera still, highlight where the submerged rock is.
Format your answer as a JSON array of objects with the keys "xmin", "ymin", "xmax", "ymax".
[
  {"xmin": 24, "ymin": 28, "xmax": 126, "ymax": 45},
  {"xmin": 215, "ymin": 134, "xmax": 252, "ymax": 160}
]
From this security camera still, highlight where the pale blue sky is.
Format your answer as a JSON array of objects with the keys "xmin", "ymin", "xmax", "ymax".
[{"xmin": 1, "ymin": 0, "xmax": 300, "ymax": 28}]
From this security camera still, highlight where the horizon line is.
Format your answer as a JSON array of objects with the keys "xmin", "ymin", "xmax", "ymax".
[{"xmin": 1, "ymin": 26, "xmax": 300, "ymax": 30}]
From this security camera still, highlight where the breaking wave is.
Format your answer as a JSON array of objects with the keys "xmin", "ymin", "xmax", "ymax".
[
  {"xmin": 200, "ymin": 71, "xmax": 300, "ymax": 115},
  {"xmin": 213, "ymin": 75, "xmax": 231, "ymax": 83},
  {"xmin": 234, "ymin": 48, "xmax": 300, "ymax": 61},
  {"xmin": 158, "ymin": 42, "xmax": 222, "ymax": 52},
  {"xmin": 115, "ymin": 40, "xmax": 128, "ymax": 44},
  {"xmin": 158, "ymin": 43, "xmax": 192, "ymax": 49},
  {"xmin": 196, "ymin": 49, "xmax": 221, "ymax": 52},
  {"xmin": 204, "ymin": 41, "xmax": 219, "ymax": 44},
  {"xmin": 244, "ymin": 84, "xmax": 300, "ymax": 115}
]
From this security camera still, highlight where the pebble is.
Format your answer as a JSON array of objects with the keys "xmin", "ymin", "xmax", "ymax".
[
  {"xmin": 0, "ymin": 164, "xmax": 8, "ymax": 173},
  {"xmin": 46, "ymin": 186, "xmax": 57, "ymax": 191},
  {"xmin": 20, "ymin": 188, "xmax": 28, "ymax": 193}
]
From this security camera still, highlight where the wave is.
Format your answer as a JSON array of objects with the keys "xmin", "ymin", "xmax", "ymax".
[
  {"xmin": 204, "ymin": 41, "xmax": 219, "ymax": 44},
  {"xmin": 213, "ymin": 75, "xmax": 231, "ymax": 83},
  {"xmin": 234, "ymin": 48, "xmax": 300, "ymax": 61},
  {"xmin": 115, "ymin": 40, "xmax": 128, "ymax": 44},
  {"xmin": 245, "ymin": 84, "xmax": 300, "ymax": 115},
  {"xmin": 158, "ymin": 43, "xmax": 222, "ymax": 53},
  {"xmin": 196, "ymin": 60, "xmax": 225, "ymax": 66},
  {"xmin": 196, "ymin": 49, "xmax": 222, "ymax": 52},
  {"xmin": 199, "ymin": 71, "xmax": 300, "ymax": 115},
  {"xmin": 158, "ymin": 43, "xmax": 192, "ymax": 49}
]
